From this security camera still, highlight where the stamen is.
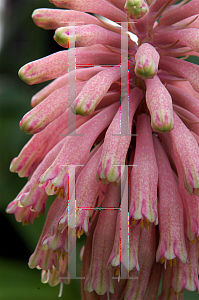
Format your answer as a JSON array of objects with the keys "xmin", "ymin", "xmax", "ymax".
[
  {"xmin": 36, "ymin": 212, "xmax": 40, "ymax": 218},
  {"xmin": 160, "ymin": 256, "xmax": 165, "ymax": 264},
  {"xmin": 132, "ymin": 218, "xmax": 136, "ymax": 226},
  {"xmin": 56, "ymin": 187, "xmax": 65, "ymax": 199},
  {"xmin": 196, "ymin": 236, "xmax": 199, "ymax": 243},
  {"xmin": 144, "ymin": 219, "xmax": 150, "ymax": 230},
  {"xmin": 50, "ymin": 267, "xmax": 53, "ymax": 274},
  {"xmin": 22, "ymin": 220, "xmax": 29, "ymax": 226},
  {"xmin": 115, "ymin": 266, "xmax": 120, "ymax": 276},
  {"xmin": 181, "ymin": 288, "xmax": 185, "ymax": 293},
  {"xmin": 77, "ymin": 228, "xmax": 84, "ymax": 239},
  {"xmin": 169, "ymin": 259, "xmax": 172, "ymax": 267},
  {"xmin": 62, "ymin": 251, "xmax": 66, "ymax": 261},
  {"xmin": 57, "ymin": 251, "xmax": 61, "ymax": 260},
  {"xmin": 192, "ymin": 238, "xmax": 196, "ymax": 244},
  {"xmin": 30, "ymin": 206, "xmax": 36, "ymax": 212},
  {"xmin": 58, "ymin": 282, "xmax": 64, "ymax": 298},
  {"xmin": 140, "ymin": 219, "xmax": 144, "ymax": 229}
]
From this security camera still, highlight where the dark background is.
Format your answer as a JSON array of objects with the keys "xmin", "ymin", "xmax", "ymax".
[
  {"xmin": 0, "ymin": 1, "xmax": 83, "ymax": 299},
  {"xmin": 0, "ymin": 0, "xmax": 198, "ymax": 299}
]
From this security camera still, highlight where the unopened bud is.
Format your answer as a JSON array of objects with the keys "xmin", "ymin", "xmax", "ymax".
[
  {"xmin": 124, "ymin": 0, "xmax": 149, "ymax": 20},
  {"xmin": 135, "ymin": 43, "xmax": 160, "ymax": 79}
]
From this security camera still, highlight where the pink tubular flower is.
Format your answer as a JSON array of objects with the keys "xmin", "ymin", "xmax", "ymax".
[
  {"xmin": 7, "ymin": 0, "xmax": 199, "ymax": 298},
  {"xmin": 129, "ymin": 113, "xmax": 158, "ymax": 225}
]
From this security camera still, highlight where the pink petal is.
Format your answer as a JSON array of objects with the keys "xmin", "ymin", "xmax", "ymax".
[
  {"xmin": 97, "ymin": 87, "xmax": 143, "ymax": 184},
  {"xmin": 129, "ymin": 114, "xmax": 158, "ymax": 224},
  {"xmin": 70, "ymin": 66, "xmax": 120, "ymax": 115},
  {"xmin": 153, "ymin": 135, "xmax": 187, "ymax": 263},
  {"xmin": 32, "ymin": 8, "xmax": 110, "ymax": 30},
  {"xmin": 145, "ymin": 75, "xmax": 174, "ymax": 132},
  {"xmin": 49, "ymin": 0, "xmax": 127, "ymax": 23},
  {"xmin": 18, "ymin": 47, "xmax": 120, "ymax": 85},
  {"xmin": 20, "ymin": 82, "xmax": 86, "ymax": 133},
  {"xmin": 39, "ymin": 102, "xmax": 119, "ymax": 190}
]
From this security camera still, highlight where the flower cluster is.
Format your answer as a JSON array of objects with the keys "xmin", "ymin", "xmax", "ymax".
[{"xmin": 7, "ymin": 0, "xmax": 199, "ymax": 299}]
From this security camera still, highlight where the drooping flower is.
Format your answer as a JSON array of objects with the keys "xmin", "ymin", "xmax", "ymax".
[{"xmin": 7, "ymin": 0, "xmax": 199, "ymax": 299}]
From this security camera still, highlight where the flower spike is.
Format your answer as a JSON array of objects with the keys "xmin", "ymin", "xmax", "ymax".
[
  {"xmin": 153, "ymin": 135, "xmax": 187, "ymax": 264},
  {"xmin": 7, "ymin": 0, "xmax": 199, "ymax": 298}
]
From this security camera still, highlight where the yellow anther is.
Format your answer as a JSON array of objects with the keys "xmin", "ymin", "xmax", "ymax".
[
  {"xmin": 145, "ymin": 219, "xmax": 150, "ymax": 230},
  {"xmin": 36, "ymin": 212, "xmax": 41, "ymax": 218},
  {"xmin": 175, "ymin": 292, "xmax": 181, "ymax": 298},
  {"xmin": 115, "ymin": 267, "xmax": 120, "ymax": 276},
  {"xmin": 196, "ymin": 236, "xmax": 199, "ymax": 243},
  {"xmin": 181, "ymin": 288, "xmax": 185, "ymax": 294},
  {"xmin": 169, "ymin": 259, "xmax": 172, "ymax": 267},
  {"xmin": 50, "ymin": 268, "xmax": 53, "ymax": 274},
  {"xmin": 57, "ymin": 251, "xmax": 61, "ymax": 260},
  {"xmin": 30, "ymin": 206, "xmax": 36, "ymax": 212},
  {"xmin": 54, "ymin": 186, "xmax": 58, "ymax": 192},
  {"xmin": 77, "ymin": 228, "xmax": 85, "ymax": 238},
  {"xmin": 62, "ymin": 251, "xmax": 66, "ymax": 261},
  {"xmin": 131, "ymin": 218, "xmax": 135, "ymax": 226},
  {"xmin": 22, "ymin": 220, "xmax": 29, "ymax": 226},
  {"xmin": 77, "ymin": 230, "xmax": 81, "ymax": 239},
  {"xmin": 140, "ymin": 219, "xmax": 144, "ymax": 230},
  {"xmin": 192, "ymin": 238, "xmax": 196, "ymax": 244},
  {"xmin": 173, "ymin": 257, "xmax": 176, "ymax": 267},
  {"xmin": 160, "ymin": 256, "xmax": 165, "ymax": 264},
  {"xmin": 56, "ymin": 187, "xmax": 65, "ymax": 199}
]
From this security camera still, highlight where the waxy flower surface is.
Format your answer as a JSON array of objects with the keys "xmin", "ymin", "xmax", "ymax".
[{"xmin": 7, "ymin": 0, "xmax": 199, "ymax": 299}]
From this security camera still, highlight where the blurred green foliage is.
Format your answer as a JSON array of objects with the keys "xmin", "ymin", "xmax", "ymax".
[{"xmin": 0, "ymin": 0, "xmax": 82, "ymax": 299}]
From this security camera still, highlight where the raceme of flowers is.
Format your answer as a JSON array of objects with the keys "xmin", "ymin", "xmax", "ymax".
[{"xmin": 6, "ymin": 0, "xmax": 199, "ymax": 299}]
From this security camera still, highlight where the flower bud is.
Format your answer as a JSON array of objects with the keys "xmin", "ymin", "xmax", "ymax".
[
  {"xmin": 145, "ymin": 75, "xmax": 174, "ymax": 132},
  {"xmin": 135, "ymin": 43, "xmax": 160, "ymax": 79},
  {"xmin": 54, "ymin": 25, "xmax": 128, "ymax": 49},
  {"xmin": 124, "ymin": 0, "xmax": 149, "ymax": 20}
]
